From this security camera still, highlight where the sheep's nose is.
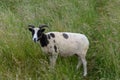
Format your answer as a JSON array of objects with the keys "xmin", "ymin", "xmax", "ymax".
[{"xmin": 34, "ymin": 38, "xmax": 37, "ymax": 43}]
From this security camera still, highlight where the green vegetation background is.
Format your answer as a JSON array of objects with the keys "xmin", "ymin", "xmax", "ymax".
[{"xmin": 0, "ymin": 0, "xmax": 120, "ymax": 80}]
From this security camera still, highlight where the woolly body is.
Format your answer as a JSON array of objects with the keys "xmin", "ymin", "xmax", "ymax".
[{"xmin": 28, "ymin": 25, "xmax": 89, "ymax": 76}]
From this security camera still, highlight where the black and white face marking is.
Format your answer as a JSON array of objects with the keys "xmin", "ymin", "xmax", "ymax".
[
  {"xmin": 29, "ymin": 27, "xmax": 45, "ymax": 42},
  {"xmin": 32, "ymin": 28, "xmax": 40, "ymax": 42}
]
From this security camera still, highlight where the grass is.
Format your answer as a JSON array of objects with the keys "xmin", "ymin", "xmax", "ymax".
[{"xmin": 0, "ymin": 0, "xmax": 120, "ymax": 80}]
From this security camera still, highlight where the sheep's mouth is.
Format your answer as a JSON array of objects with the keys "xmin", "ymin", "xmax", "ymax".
[{"xmin": 33, "ymin": 38, "xmax": 37, "ymax": 43}]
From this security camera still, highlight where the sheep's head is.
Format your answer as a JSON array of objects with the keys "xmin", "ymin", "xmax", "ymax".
[{"xmin": 28, "ymin": 24, "xmax": 48, "ymax": 42}]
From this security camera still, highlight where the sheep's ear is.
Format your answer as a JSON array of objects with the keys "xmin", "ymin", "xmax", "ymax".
[
  {"xmin": 28, "ymin": 25, "xmax": 34, "ymax": 31},
  {"xmin": 28, "ymin": 27, "xmax": 33, "ymax": 32}
]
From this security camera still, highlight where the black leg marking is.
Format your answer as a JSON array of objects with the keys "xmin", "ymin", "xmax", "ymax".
[
  {"xmin": 54, "ymin": 45, "xmax": 57, "ymax": 53},
  {"xmin": 63, "ymin": 33, "xmax": 69, "ymax": 39},
  {"xmin": 50, "ymin": 33, "xmax": 55, "ymax": 38}
]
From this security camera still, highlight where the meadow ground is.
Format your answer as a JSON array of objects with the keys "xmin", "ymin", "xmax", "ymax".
[{"xmin": 0, "ymin": 0, "xmax": 120, "ymax": 80}]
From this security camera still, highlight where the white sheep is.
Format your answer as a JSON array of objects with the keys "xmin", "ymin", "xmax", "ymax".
[{"xmin": 28, "ymin": 24, "xmax": 89, "ymax": 76}]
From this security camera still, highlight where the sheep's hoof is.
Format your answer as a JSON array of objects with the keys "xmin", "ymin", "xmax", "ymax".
[{"xmin": 83, "ymin": 73, "xmax": 87, "ymax": 77}]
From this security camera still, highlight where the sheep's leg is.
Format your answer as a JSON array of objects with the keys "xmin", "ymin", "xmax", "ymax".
[
  {"xmin": 49, "ymin": 53, "xmax": 58, "ymax": 69},
  {"xmin": 76, "ymin": 57, "xmax": 82, "ymax": 70},
  {"xmin": 81, "ymin": 56, "xmax": 87, "ymax": 76}
]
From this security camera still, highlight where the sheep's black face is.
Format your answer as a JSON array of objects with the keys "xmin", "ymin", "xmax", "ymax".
[{"xmin": 28, "ymin": 25, "xmax": 45, "ymax": 42}]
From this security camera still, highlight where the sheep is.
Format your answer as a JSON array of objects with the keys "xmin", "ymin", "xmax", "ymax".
[{"xmin": 28, "ymin": 24, "xmax": 89, "ymax": 76}]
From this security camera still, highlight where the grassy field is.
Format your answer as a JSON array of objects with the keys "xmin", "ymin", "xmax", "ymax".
[{"xmin": 0, "ymin": 0, "xmax": 120, "ymax": 80}]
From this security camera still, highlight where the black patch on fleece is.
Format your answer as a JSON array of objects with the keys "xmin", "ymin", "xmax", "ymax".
[
  {"xmin": 75, "ymin": 54, "xmax": 78, "ymax": 57},
  {"xmin": 54, "ymin": 45, "xmax": 57, "ymax": 53},
  {"xmin": 50, "ymin": 33, "xmax": 55, "ymax": 38},
  {"xmin": 53, "ymin": 40, "xmax": 56, "ymax": 43},
  {"xmin": 63, "ymin": 33, "xmax": 69, "ymax": 39},
  {"xmin": 48, "ymin": 34, "xmax": 51, "ymax": 39},
  {"xmin": 39, "ymin": 34, "xmax": 49, "ymax": 47}
]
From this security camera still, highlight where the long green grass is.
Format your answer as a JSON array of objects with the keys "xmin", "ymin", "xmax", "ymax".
[{"xmin": 0, "ymin": 0, "xmax": 120, "ymax": 80}]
